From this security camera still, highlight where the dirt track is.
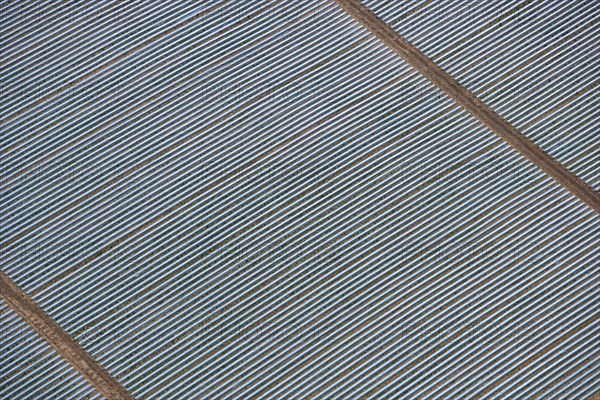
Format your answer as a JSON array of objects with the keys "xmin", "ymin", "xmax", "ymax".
[
  {"xmin": 333, "ymin": 0, "xmax": 600, "ymax": 215},
  {"xmin": 0, "ymin": 271, "xmax": 134, "ymax": 400}
]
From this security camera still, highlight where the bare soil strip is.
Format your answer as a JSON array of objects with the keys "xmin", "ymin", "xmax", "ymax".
[
  {"xmin": 332, "ymin": 0, "xmax": 600, "ymax": 214},
  {"xmin": 0, "ymin": 271, "xmax": 134, "ymax": 400}
]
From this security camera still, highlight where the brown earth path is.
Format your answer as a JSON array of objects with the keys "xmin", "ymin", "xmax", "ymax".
[{"xmin": 332, "ymin": 0, "xmax": 600, "ymax": 215}]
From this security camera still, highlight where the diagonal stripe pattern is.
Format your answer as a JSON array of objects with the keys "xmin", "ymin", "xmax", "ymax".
[
  {"xmin": 1, "ymin": 1, "xmax": 598, "ymax": 399},
  {"xmin": 332, "ymin": 0, "xmax": 600, "ymax": 214}
]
